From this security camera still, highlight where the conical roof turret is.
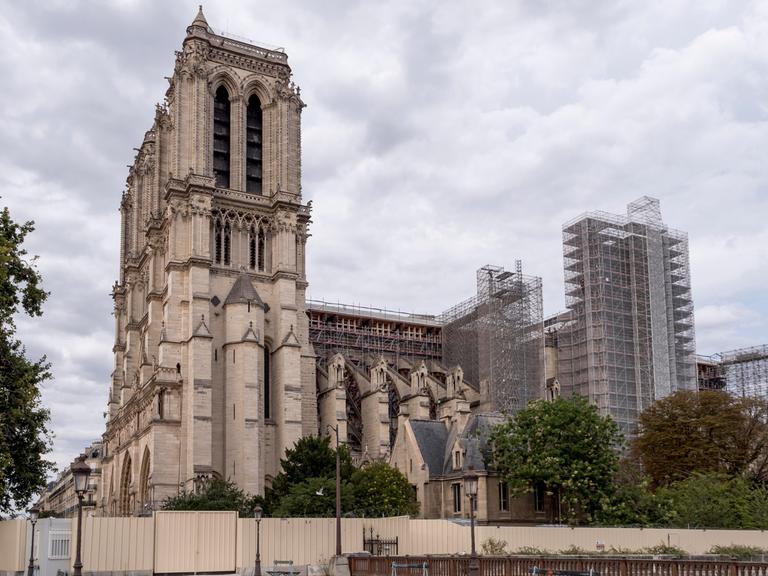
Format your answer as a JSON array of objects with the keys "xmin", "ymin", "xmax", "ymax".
[{"xmin": 187, "ymin": 5, "xmax": 210, "ymax": 35}]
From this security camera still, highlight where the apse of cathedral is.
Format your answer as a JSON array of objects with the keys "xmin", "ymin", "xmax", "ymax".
[{"xmin": 99, "ymin": 8, "xmax": 547, "ymax": 518}]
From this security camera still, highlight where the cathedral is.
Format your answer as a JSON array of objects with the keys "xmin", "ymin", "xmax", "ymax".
[
  {"xmin": 98, "ymin": 8, "xmax": 548, "ymax": 519},
  {"xmin": 100, "ymin": 8, "xmax": 316, "ymax": 515}
]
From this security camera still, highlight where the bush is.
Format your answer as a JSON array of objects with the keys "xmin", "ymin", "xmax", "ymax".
[
  {"xmin": 558, "ymin": 545, "xmax": 587, "ymax": 555},
  {"xmin": 708, "ymin": 545, "xmax": 765, "ymax": 559},
  {"xmin": 642, "ymin": 542, "xmax": 687, "ymax": 556},
  {"xmin": 515, "ymin": 546, "xmax": 550, "ymax": 555},
  {"xmin": 481, "ymin": 538, "xmax": 508, "ymax": 555}
]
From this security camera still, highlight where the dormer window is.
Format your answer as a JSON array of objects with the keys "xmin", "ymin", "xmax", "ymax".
[
  {"xmin": 453, "ymin": 449, "xmax": 462, "ymax": 470},
  {"xmin": 213, "ymin": 86, "xmax": 231, "ymax": 188}
]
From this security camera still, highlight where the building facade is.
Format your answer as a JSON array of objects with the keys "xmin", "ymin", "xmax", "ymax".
[
  {"xmin": 554, "ymin": 197, "xmax": 696, "ymax": 434},
  {"xmin": 37, "ymin": 442, "xmax": 102, "ymax": 518},
  {"xmin": 99, "ymin": 8, "xmax": 315, "ymax": 515}
]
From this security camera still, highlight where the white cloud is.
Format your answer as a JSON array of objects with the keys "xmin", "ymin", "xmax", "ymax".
[{"xmin": 0, "ymin": 0, "xmax": 766, "ymax": 472}]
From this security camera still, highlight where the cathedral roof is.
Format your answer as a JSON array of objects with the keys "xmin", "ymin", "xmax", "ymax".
[
  {"xmin": 225, "ymin": 271, "xmax": 266, "ymax": 309},
  {"xmin": 409, "ymin": 420, "xmax": 449, "ymax": 478},
  {"xmin": 409, "ymin": 413, "xmax": 504, "ymax": 479}
]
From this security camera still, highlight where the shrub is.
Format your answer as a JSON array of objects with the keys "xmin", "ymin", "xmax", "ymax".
[
  {"xmin": 481, "ymin": 538, "xmax": 508, "ymax": 555},
  {"xmin": 708, "ymin": 545, "xmax": 765, "ymax": 559}
]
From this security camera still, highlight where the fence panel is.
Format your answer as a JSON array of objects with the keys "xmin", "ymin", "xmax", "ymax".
[
  {"xmin": 80, "ymin": 516, "xmax": 153, "ymax": 572},
  {"xmin": 0, "ymin": 519, "xmax": 26, "ymax": 572},
  {"xmin": 154, "ymin": 511, "xmax": 236, "ymax": 573}
]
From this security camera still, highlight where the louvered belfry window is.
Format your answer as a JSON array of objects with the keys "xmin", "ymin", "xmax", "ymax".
[
  {"xmin": 213, "ymin": 86, "xmax": 231, "ymax": 188},
  {"xmin": 246, "ymin": 94, "xmax": 263, "ymax": 194}
]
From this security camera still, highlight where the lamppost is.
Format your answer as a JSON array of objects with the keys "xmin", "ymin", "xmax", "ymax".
[
  {"xmin": 27, "ymin": 506, "xmax": 39, "ymax": 576},
  {"xmin": 327, "ymin": 424, "xmax": 341, "ymax": 558},
  {"xmin": 71, "ymin": 454, "xmax": 91, "ymax": 576},
  {"xmin": 463, "ymin": 469, "xmax": 479, "ymax": 576},
  {"xmin": 253, "ymin": 505, "xmax": 262, "ymax": 576}
]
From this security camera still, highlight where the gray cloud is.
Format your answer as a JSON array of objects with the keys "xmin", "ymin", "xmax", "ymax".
[{"xmin": 1, "ymin": 0, "xmax": 766, "ymax": 474}]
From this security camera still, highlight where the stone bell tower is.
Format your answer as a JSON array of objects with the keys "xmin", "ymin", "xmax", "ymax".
[{"xmin": 100, "ymin": 7, "xmax": 316, "ymax": 515}]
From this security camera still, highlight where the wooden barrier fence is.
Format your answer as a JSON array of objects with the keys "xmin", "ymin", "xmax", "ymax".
[{"xmin": 349, "ymin": 556, "xmax": 768, "ymax": 576}]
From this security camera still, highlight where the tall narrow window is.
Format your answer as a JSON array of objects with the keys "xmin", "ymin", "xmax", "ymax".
[
  {"xmin": 213, "ymin": 86, "xmax": 231, "ymax": 188},
  {"xmin": 534, "ymin": 482, "xmax": 545, "ymax": 513},
  {"xmin": 246, "ymin": 94, "xmax": 263, "ymax": 194},
  {"xmin": 249, "ymin": 226, "xmax": 257, "ymax": 270},
  {"xmin": 452, "ymin": 483, "xmax": 462, "ymax": 513},
  {"xmin": 264, "ymin": 345, "xmax": 271, "ymax": 419},
  {"xmin": 258, "ymin": 227, "xmax": 266, "ymax": 272},
  {"xmin": 214, "ymin": 220, "xmax": 223, "ymax": 264},
  {"xmin": 223, "ymin": 223, "xmax": 231, "ymax": 266},
  {"xmin": 498, "ymin": 482, "xmax": 509, "ymax": 512}
]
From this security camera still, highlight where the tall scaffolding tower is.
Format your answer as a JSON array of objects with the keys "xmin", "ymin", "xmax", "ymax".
[
  {"xmin": 558, "ymin": 197, "xmax": 696, "ymax": 435},
  {"xmin": 440, "ymin": 263, "xmax": 544, "ymax": 414}
]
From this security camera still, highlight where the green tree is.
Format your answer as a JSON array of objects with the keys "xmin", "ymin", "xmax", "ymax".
[
  {"xmin": 595, "ymin": 458, "xmax": 672, "ymax": 526},
  {"xmin": 350, "ymin": 462, "xmax": 419, "ymax": 517},
  {"xmin": 264, "ymin": 435, "xmax": 354, "ymax": 515},
  {"xmin": 271, "ymin": 476, "xmax": 354, "ymax": 517},
  {"xmin": 659, "ymin": 473, "xmax": 754, "ymax": 529},
  {"xmin": 634, "ymin": 390, "xmax": 768, "ymax": 486},
  {"xmin": 490, "ymin": 396, "xmax": 623, "ymax": 524},
  {"xmin": 0, "ymin": 206, "xmax": 53, "ymax": 516},
  {"xmin": 162, "ymin": 477, "xmax": 262, "ymax": 517}
]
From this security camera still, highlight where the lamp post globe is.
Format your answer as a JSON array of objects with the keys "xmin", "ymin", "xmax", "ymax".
[
  {"xmin": 27, "ymin": 506, "xmax": 40, "ymax": 576},
  {"xmin": 463, "ymin": 469, "xmax": 480, "ymax": 576},
  {"xmin": 254, "ymin": 505, "xmax": 263, "ymax": 576},
  {"xmin": 71, "ymin": 455, "xmax": 91, "ymax": 576}
]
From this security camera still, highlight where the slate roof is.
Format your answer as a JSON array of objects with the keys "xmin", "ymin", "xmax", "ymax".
[
  {"xmin": 225, "ymin": 271, "xmax": 266, "ymax": 309},
  {"xmin": 410, "ymin": 413, "xmax": 504, "ymax": 479},
  {"xmin": 409, "ymin": 420, "xmax": 449, "ymax": 478}
]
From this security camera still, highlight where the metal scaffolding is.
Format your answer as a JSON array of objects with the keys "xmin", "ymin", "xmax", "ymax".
[
  {"xmin": 716, "ymin": 345, "xmax": 768, "ymax": 398},
  {"xmin": 558, "ymin": 197, "xmax": 696, "ymax": 435},
  {"xmin": 307, "ymin": 300, "xmax": 444, "ymax": 370},
  {"xmin": 439, "ymin": 263, "xmax": 544, "ymax": 414}
]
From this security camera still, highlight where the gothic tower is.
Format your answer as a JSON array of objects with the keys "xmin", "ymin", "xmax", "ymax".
[{"xmin": 100, "ymin": 7, "xmax": 316, "ymax": 515}]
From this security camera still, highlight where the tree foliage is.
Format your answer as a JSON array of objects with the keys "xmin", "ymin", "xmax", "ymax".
[
  {"xmin": 490, "ymin": 396, "xmax": 623, "ymax": 524},
  {"xmin": 634, "ymin": 390, "xmax": 768, "ymax": 486},
  {"xmin": 595, "ymin": 458, "xmax": 673, "ymax": 526},
  {"xmin": 349, "ymin": 462, "xmax": 419, "ymax": 517},
  {"xmin": 264, "ymin": 435, "xmax": 354, "ymax": 515},
  {"xmin": 658, "ymin": 472, "xmax": 768, "ymax": 529},
  {"xmin": 0, "ymin": 206, "xmax": 53, "ymax": 516},
  {"xmin": 266, "ymin": 436, "xmax": 418, "ymax": 517},
  {"xmin": 162, "ymin": 478, "xmax": 263, "ymax": 517}
]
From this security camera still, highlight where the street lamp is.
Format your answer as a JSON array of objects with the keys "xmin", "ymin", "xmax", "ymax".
[
  {"xmin": 327, "ymin": 424, "xmax": 341, "ymax": 558},
  {"xmin": 463, "ymin": 469, "xmax": 479, "ymax": 576},
  {"xmin": 27, "ymin": 506, "xmax": 39, "ymax": 576},
  {"xmin": 71, "ymin": 454, "xmax": 91, "ymax": 576},
  {"xmin": 253, "ymin": 505, "xmax": 262, "ymax": 576}
]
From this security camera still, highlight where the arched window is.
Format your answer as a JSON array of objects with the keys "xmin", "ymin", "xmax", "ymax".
[
  {"xmin": 119, "ymin": 453, "xmax": 132, "ymax": 516},
  {"xmin": 258, "ymin": 227, "xmax": 266, "ymax": 272},
  {"xmin": 139, "ymin": 448, "xmax": 151, "ymax": 511},
  {"xmin": 264, "ymin": 345, "xmax": 271, "ymax": 419},
  {"xmin": 223, "ymin": 222, "xmax": 231, "ymax": 266},
  {"xmin": 213, "ymin": 86, "xmax": 231, "ymax": 188},
  {"xmin": 249, "ymin": 226, "xmax": 257, "ymax": 270},
  {"xmin": 246, "ymin": 94, "xmax": 263, "ymax": 194},
  {"xmin": 214, "ymin": 220, "xmax": 222, "ymax": 264}
]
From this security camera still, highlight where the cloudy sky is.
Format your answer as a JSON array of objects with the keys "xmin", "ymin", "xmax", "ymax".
[{"xmin": 1, "ymin": 0, "xmax": 766, "ymax": 473}]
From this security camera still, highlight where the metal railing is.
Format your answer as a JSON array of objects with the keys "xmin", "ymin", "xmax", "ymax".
[{"xmin": 349, "ymin": 556, "xmax": 768, "ymax": 576}]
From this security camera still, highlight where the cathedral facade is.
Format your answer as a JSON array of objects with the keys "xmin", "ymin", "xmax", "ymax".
[{"xmin": 99, "ymin": 8, "xmax": 316, "ymax": 515}]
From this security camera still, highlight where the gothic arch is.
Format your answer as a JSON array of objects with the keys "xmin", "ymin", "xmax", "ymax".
[
  {"xmin": 207, "ymin": 69, "xmax": 240, "ymax": 99},
  {"xmin": 119, "ymin": 453, "xmax": 133, "ymax": 516},
  {"xmin": 387, "ymin": 376, "xmax": 400, "ymax": 450},
  {"xmin": 241, "ymin": 77, "xmax": 271, "ymax": 108},
  {"xmin": 344, "ymin": 370, "xmax": 363, "ymax": 454},
  {"xmin": 139, "ymin": 447, "xmax": 151, "ymax": 511}
]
